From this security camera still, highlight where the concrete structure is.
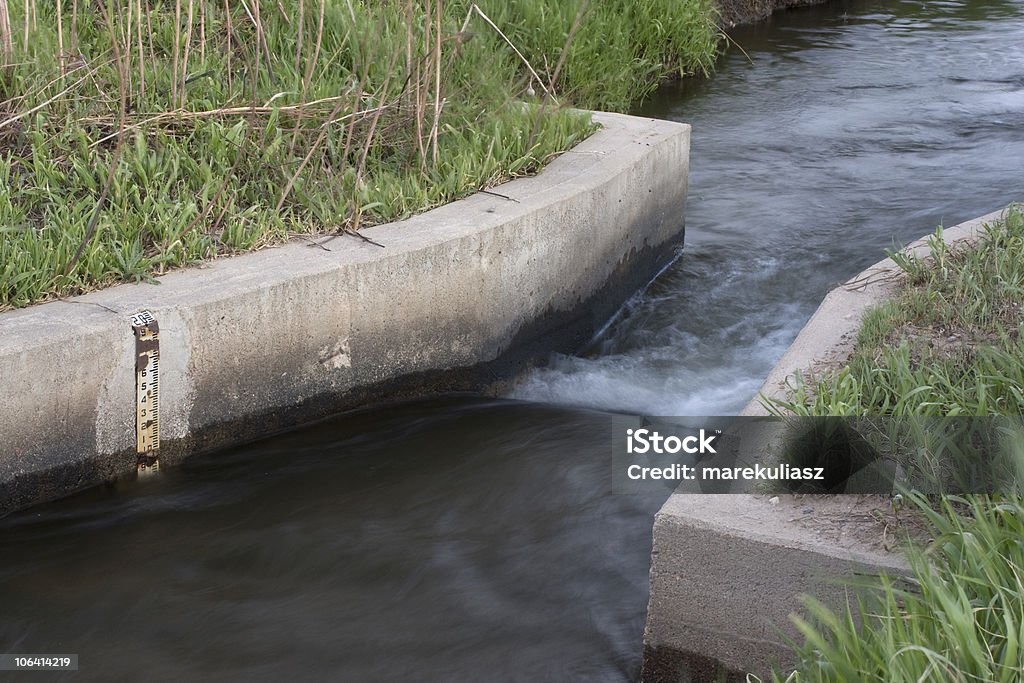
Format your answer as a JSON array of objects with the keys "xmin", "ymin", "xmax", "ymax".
[
  {"xmin": 642, "ymin": 209, "xmax": 1008, "ymax": 681},
  {"xmin": 643, "ymin": 494, "xmax": 911, "ymax": 681},
  {"xmin": 742, "ymin": 209, "xmax": 1007, "ymax": 416},
  {"xmin": 0, "ymin": 111, "xmax": 690, "ymax": 516}
]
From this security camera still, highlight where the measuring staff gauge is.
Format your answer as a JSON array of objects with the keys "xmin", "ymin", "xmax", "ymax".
[{"xmin": 129, "ymin": 310, "xmax": 160, "ymax": 477}]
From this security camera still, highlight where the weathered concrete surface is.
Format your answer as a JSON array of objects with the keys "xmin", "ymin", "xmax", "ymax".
[
  {"xmin": 0, "ymin": 111, "xmax": 690, "ymax": 515},
  {"xmin": 643, "ymin": 209, "xmax": 1009, "ymax": 682},
  {"xmin": 742, "ymin": 209, "xmax": 1008, "ymax": 416},
  {"xmin": 642, "ymin": 494, "xmax": 910, "ymax": 681}
]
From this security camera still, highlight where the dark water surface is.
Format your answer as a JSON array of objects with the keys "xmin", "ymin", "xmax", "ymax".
[
  {"xmin": 1, "ymin": 400, "xmax": 662, "ymax": 681},
  {"xmin": 3, "ymin": 1, "xmax": 1024, "ymax": 680}
]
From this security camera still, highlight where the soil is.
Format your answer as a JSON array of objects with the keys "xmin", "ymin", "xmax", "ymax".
[{"xmin": 715, "ymin": 0, "xmax": 832, "ymax": 28}]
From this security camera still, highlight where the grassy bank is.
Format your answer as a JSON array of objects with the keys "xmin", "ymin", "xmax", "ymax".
[
  {"xmin": 768, "ymin": 207, "xmax": 1024, "ymax": 682},
  {"xmin": 775, "ymin": 206, "xmax": 1024, "ymax": 416},
  {"xmin": 0, "ymin": 0, "xmax": 720, "ymax": 311},
  {"xmin": 774, "ymin": 493, "xmax": 1024, "ymax": 683}
]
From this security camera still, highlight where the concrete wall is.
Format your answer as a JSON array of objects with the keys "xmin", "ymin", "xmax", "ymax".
[
  {"xmin": 642, "ymin": 209, "xmax": 1009, "ymax": 682},
  {"xmin": 643, "ymin": 494, "xmax": 909, "ymax": 681},
  {"xmin": 0, "ymin": 111, "xmax": 690, "ymax": 515}
]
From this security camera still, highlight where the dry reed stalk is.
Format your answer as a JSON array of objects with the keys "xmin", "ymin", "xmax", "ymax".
[
  {"xmin": 404, "ymin": 0, "xmax": 412, "ymax": 107},
  {"xmin": 0, "ymin": 2, "xmax": 12, "ymax": 77},
  {"xmin": 180, "ymin": 0, "xmax": 194, "ymax": 108},
  {"xmin": 355, "ymin": 50, "xmax": 399, "ymax": 178},
  {"xmin": 341, "ymin": 18, "xmax": 378, "ymax": 168},
  {"xmin": 338, "ymin": 97, "xmax": 363, "ymax": 197},
  {"xmin": 274, "ymin": 0, "xmax": 289, "ymax": 25},
  {"xmin": 284, "ymin": 0, "xmax": 306, "ymax": 163},
  {"xmin": 251, "ymin": 0, "xmax": 261, "ymax": 61},
  {"xmin": 253, "ymin": 0, "xmax": 273, "ymax": 81},
  {"xmin": 118, "ymin": 0, "xmax": 129, "ymax": 52},
  {"xmin": 145, "ymin": 0, "xmax": 155, "ymax": 64},
  {"xmin": 351, "ymin": 46, "xmax": 401, "ymax": 231},
  {"xmin": 199, "ymin": 0, "xmax": 206, "ymax": 63},
  {"xmin": 338, "ymin": 12, "xmax": 388, "ymax": 223},
  {"xmin": 239, "ymin": 0, "xmax": 270, "ymax": 100},
  {"xmin": 301, "ymin": 0, "xmax": 324, "ymax": 95},
  {"xmin": 415, "ymin": 0, "xmax": 430, "ymax": 171},
  {"xmin": 468, "ymin": 4, "xmax": 555, "ymax": 103},
  {"xmin": 55, "ymin": 0, "xmax": 63, "ymax": 75},
  {"xmin": 286, "ymin": 0, "xmax": 323, "ymax": 163},
  {"xmin": 172, "ymin": 0, "xmax": 181, "ymax": 106},
  {"xmin": 243, "ymin": 0, "xmax": 260, "ymax": 102},
  {"xmin": 136, "ymin": 0, "xmax": 145, "ymax": 100},
  {"xmin": 21, "ymin": 0, "xmax": 28, "ymax": 52},
  {"xmin": 293, "ymin": 0, "xmax": 303, "ymax": 76},
  {"xmin": 412, "ymin": 52, "xmax": 423, "ymax": 168},
  {"xmin": 0, "ymin": 0, "xmax": 12, "ymax": 72},
  {"xmin": 117, "ymin": 0, "xmax": 133, "ymax": 96},
  {"xmin": 430, "ymin": 0, "xmax": 442, "ymax": 168},
  {"xmin": 223, "ymin": 0, "xmax": 232, "ymax": 94},
  {"xmin": 69, "ymin": 0, "xmax": 76, "ymax": 53}
]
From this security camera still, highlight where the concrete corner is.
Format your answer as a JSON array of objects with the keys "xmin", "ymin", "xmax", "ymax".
[{"xmin": 642, "ymin": 494, "xmax": 909, "ymax": 681}]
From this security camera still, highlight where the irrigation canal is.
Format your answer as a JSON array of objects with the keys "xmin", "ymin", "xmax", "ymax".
[{"xmin": 2, "ymin": 1, "xmax": 1023, "ymax": 679}]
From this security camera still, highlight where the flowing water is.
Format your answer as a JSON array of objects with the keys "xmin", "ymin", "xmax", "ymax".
[
  {"xmin": 2, "ymin": 2, "xmax": 1023, "ymax": 680},
  {"xmin": 515, "ymin": 0, "xmax": 1024, "ymax": 415}
]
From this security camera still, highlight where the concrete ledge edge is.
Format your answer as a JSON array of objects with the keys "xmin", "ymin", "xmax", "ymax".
[
  {"xmin": 741, "ymin": 208, "xmax": 1010, "ymax": 416},
  {"xmin": 0, "ymin": 110, "xmax": 691, "ymax": 515}
]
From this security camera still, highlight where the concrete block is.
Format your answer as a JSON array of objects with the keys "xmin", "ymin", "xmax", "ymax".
[{"xmin": 642, "ymin": 494, "xmax": 909, "ymax": 681}]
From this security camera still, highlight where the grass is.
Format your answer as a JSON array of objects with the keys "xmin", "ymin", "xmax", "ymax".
[
  {"xmin": 774, "ymin": 206, "xmax": 1024, "ymax": 417},
  {"xmin": 480, "ymin": 0, "xmax": 720, "ymax": 112},
  {"xmin": 763, "ymin": 206, "xmax": 1024, "ymax": 682},
  {"xmin": 772, "ymin": 493, "xmax": 1024, "ymax": 683},
  {"xmin": 0, "ymin": 0, "xmax": 722, "ymax": 311}
]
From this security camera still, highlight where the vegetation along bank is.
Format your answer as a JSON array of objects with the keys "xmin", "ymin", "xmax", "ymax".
[
  {"xmin": 0, "ymin": 0, "xmax": 731, "ymax": 310},
  {"xmin": 770, "ymin": 207, "xmax": 1024, "ymax": 682}
]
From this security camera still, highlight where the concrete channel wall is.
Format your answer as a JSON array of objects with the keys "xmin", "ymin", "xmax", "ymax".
[
  {"xmin": 641, "ymin": 209, "xmax": 1008, "ymax": 682},
  {"xmin": 0, "ymin": 111, "xmax": 691, "ymax": 516}
]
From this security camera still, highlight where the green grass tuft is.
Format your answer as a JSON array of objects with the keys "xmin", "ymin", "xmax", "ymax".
[
  {"xmin": 774, "ymin": 493, "xmax": 1024, "ymax": 683},
  {"xmin": 774, "ymin": 206, "xmax": 1024, "ymax": 417}
]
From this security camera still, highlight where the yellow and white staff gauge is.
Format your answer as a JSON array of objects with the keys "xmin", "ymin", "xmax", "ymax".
[{"xmin": 129, "ymin": 310, "xmax": 160, "ymax": 476}]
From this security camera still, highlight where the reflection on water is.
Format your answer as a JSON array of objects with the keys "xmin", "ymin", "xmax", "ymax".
[{"xmin": 3, "ymin": 1, "xmax": 1024, "ymax": 680}]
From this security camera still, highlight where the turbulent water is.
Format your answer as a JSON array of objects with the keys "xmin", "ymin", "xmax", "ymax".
[
  {"xmin": 2, "ymin": 1, "xmax": 1023, "ymax": 681},
  {"xmin": 513, "ymin": 0, "xmax": 1024, "ymax": 416}
]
